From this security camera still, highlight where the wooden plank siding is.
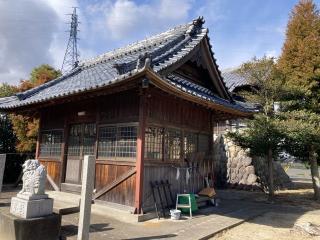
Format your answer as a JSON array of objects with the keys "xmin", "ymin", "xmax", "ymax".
[
  {"xmin": 142, "ymin": 87, "xmax": 215, "ymax": 212},
  {"xmin": 142, "ymin": 155, "xmax": 214, "ymax": 212},
  {"xmin": 147, "ymin": 87, "xmax": 211, "ymax": 132},
  {"xmin": 39, "ymin": 160, "xmax": 61, "ymax": 190},
  {"xmin": 37, "ymin": 88, "xmax": 140, "ymax": 207},
  {"xmin": 36, "ymin": 84, "xmax": 218, "ymax": 209},
  {"xmin": 95, "ymin": 163, "xmax": 136, "ymax": 206}
]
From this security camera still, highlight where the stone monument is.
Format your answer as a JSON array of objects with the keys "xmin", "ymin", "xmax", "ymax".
[
  {"xmin": 10, "ymin": 159, "xmax": 53, "ymax": 219},
  {"xmin": 0, "ymin": 154, "xmax": 6, "ymax": 192}
]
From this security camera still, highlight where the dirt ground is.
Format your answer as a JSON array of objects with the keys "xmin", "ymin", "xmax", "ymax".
[{"xmin": 213, "ymin": 181, "xmax": 320, "ymax": 240}]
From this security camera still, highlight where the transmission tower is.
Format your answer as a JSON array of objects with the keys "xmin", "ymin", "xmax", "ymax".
[{"xmin": 61, "ymin": 7, "xmax": 79, "ymax": 73}]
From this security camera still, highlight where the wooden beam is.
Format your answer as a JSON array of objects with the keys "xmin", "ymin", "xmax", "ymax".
[
  {"xmin": 60, "ymin": 118, "xmax": 69, "ymax": 185},
  {"xmin": 134, "ymin": 89, "xmax": 147, "ymax": 214},
  {"xmin": 93, "ymin": 167, "xmax": 136, "ymax": 200},
  {"xmin": 47, "ymin": 174, "xmax": 60, "ymax": 191},
  {"xmin": 35, "ymin": 112, "xmax": 42, "ymax": 159}
]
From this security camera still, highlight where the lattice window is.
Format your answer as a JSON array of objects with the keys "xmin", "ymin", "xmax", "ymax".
[
  {"xmin": 165, "ymin": 129, "xmax": 182, "ymax": 160},
  {"xmin": 83, "ymin": 123, "xmax": 96, "ymax": 155},
  {"xmin": 145, "ymin": 127, "xmax": 163, "ymax": 160},
  {"xmin": 68, "ymin": 124, "xmax": 81, "ymax": 157},
  {"xmin": 40, "ymin": 130, "xmax": 63, "ymax": 157},
  {"xmin": 98, "ymin": 125, "xmax": 137, "ymax": 159},
  {"xmin": 116, "ymin": 126, "xmax": 137, "ymax": 158},
  {"xmin": 198, "ymin": 134, "xmax": 210, "ymax": 153},
  {"xmin": 184, "ymin": 132, "xmax": 198, "ymax": 156},
  {"xmin": 98, "ymin": 126, "xmax": 116, "ymax": 157}
]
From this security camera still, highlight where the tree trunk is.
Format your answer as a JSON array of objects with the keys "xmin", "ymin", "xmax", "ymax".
[
  {"xmin": 309, "ymin": 145, "xmax": 320, "ymax": 201},
  {"xmin": 267, "ymin": 148, "xmax": 274, "ymax": 201}
]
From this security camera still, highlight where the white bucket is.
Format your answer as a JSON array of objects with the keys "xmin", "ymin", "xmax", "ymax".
[{"xmin": 170, "ymin": 209, "xmax": 181, "ymax": 220}]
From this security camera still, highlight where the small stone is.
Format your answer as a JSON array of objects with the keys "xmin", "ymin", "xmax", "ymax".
[
  {"xmin": 245, "ymin": 166, "xmax": 255, "ymax": 174},
  {"xmin": 247, "ymin": 174, "xmax": 258, "ymax": 185},
  {"xmin": 242, "ymin": 157, "xmax": 252, "ymax": 167}
]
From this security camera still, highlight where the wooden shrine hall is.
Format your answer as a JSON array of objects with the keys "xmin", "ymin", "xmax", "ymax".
[{"xmin": 0, "ymin": 17, "xmax": 254, "ymax": 214}]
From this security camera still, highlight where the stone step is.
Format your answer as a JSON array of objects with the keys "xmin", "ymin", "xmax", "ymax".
[
  {"xmin": 47, "ymin": 191, "xmax": 81, "ymax": 215},
  {"xmin": 60, "ymin": 183, "xmax": 82, "ymax": 194}
]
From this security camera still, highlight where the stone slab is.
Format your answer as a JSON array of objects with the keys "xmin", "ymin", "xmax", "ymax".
[
  {"xmin": 17, "ymin": 193, "xmax": 48, "ymax": 200},
  {"xmin": 0, "ymin": 207, "xmax": 61, "ymax": 240},
  {"xmin": 77, "ymin": 155, "xmax": 95, "ymax": 240},
  {"xmin": 0, "ymin": 154, "xmax": 6, "ymax": 192},
  {"xmin": 10, "ymin": 197, "xmax": 53, "ymax": 219}
]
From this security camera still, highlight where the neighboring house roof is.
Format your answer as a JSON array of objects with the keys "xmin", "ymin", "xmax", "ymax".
[
  {"xmin": 0, "ymin": 17, "xmax": 253, "ymax": 114},
  {"xmin": 222, "ymin": 69, "xmax": 249, "ymax": 92}
]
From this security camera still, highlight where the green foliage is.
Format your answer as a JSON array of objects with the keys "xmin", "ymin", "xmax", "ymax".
[
  {"xmin": 227, "ymin": 114, "xmax": 284, "ymax": 158},
  {"xmin": 236, "ymin": 56, "xmax": 286, "ymax": 116},
  {"xmin": 0, "ymin": 64, "xmax": 60, "ymax": 153},
  {"xmin": 277, "ymin": 110, "xmax": 320, "ymax": 160},
  {"xmin": 278, "ymin": 0, "xmax": 320, "ymax": 112},
  {"xmin": 277, "ymin": 0, "xmax": 320, "ymax": 161},
  {"xmin": 0, "ymin": 84, "xmax": 17, "ymax": 153},
  {"xmin": 0, "ymin": 83, "xmax": 17, "ymax": 97},
  {"xmin": 29, "ymin": 64, "xmax": 61, "ymax": 86},
  {"xmin": 0, "ymin": 114, "xmax": 16, "ymax": 153}
]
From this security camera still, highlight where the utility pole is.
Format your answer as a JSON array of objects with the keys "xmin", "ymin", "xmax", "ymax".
[{"xmin": 61, "ymin": 7, "xmax": 79, "ymax": 73}]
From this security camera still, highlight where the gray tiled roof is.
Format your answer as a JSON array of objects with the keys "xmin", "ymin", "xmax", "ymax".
[
  {"xmin": 222, "ymin": 69, "xmax": 249, "ymax": 92},
  {"xmin": 166, "ymin": 74, "xmax": 256, "ymax": 112},
  {"xmin": 0, "ymin": 17, "xmax": 252, "ymax": 113}
]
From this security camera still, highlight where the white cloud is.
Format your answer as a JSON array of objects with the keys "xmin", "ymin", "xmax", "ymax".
[
  {"xmin": 99, "ymin": 0, "xmax": 193, "ymax": 40},
  {"xmin": 265, "ymin": 50, "xmax": 278, "ymax": 58},
  {"xmin": 196, "ymin": 0, "xmax": 226, "ymax": 25},
  {"xmin": 0, "ymin": 0, "xmax": 80, "ymax": 84}
]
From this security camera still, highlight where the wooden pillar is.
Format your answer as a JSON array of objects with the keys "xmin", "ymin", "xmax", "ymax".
[
  {"xmin": 209, "ymin": 111, "xmax": 214, "ymax": 154},
  {"xmin": 134, "ymin": 89, "xmax": 147, "ymax": 214},
  {"xmin": 35, "ymin": 112, "xmax": 42, "ymax": 159},
  {"xmin": 60, "ymin": 118, "xmax": 69, "ymax": 185}
]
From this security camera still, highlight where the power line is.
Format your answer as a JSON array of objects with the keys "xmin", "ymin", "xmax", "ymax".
[{"xmin": 61, "ymin": 7, "xmax": 79, "ymax": 74}]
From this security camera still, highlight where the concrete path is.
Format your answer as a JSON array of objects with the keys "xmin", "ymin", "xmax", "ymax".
[
  {"xmin": 57, "ymin": 198, "xmax": 268, "ymax": 240},
  {"xmin": 0, "ymin": 187, "xmax": 297, "ymax": 240}
]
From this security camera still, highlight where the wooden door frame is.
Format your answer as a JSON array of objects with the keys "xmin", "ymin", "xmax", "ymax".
[{"xmin": 63, "ymin": 122, "xmax": 96, "ymax": 184}]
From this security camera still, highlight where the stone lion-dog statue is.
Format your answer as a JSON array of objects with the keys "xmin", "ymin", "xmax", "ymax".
[{"xmin": 19, "ymin": 159, "xmax": 46, "ymax": 196}]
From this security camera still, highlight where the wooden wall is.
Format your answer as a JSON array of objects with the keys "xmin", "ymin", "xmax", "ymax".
[
  {"xmin": 142, "ymin": 156, "xmax": 215, "ymax": 211},
  {"xmin": 95, "ymin": 163, "xmax": 136, "ymax": 206},
  {"xmin": 147, "ymin": 87, "xmax": 211, "ymax": 132},
  {"xmin": 38, "ymin": 88, "xmax": 139, "ymax": 207},
  {"xmin": 38, "ymin": 85, "xmax": 215, "ymax": 210},
  {"xmin": 142, "ymin": 87, "xmax": 215, "ymax": 212},
  {"xmin": 39, "ymin": 160, "xmax": 61, "ymax": 190}
]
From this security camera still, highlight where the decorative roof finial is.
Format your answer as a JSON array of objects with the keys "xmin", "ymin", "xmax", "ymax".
[
  {"xmin": 193, "ymin": 16, "xmax": 205, "ymax": 27},
  {"xmin": 187, "ymin": 16, "xmax": 205, "ymax": 36}
]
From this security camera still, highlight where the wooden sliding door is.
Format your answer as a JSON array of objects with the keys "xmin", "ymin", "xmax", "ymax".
[{"xmin": 65, "ymin": 123, "xmax": 96, "ymax": 184}]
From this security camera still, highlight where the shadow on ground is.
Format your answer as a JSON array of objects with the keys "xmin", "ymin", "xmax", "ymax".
[
  {"xmin": 60, "ymin": 223, "xmax": 113, "ymax": 239},
  {"xmin": 122, "ymin": 234, "xmax": 177, "ymax": 240}
]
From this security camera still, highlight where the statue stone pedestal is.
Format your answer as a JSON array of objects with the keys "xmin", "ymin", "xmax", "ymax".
[
  {"xmin": 1, "ymin": 160, "xmax": 60, "ymax": 240},
  {"xmin": 9, "ymin": 159, "xmax": 54, "ymax": 219},
  {"xmin": 0, "ymin": 207, "xmax": 61, "ymax": 240},
  {"xmin": 10, "ymin": 195, "xmax": 53, "ymax": 219}
]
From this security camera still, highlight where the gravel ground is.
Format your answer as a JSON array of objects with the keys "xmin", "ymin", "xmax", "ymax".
[{"xmin": 212, "ymin": 166, "xmax": 320, "ymax": 240}]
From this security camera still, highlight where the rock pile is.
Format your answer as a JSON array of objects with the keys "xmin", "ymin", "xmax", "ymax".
[
  {"xmin": 213, "ymin": 134, "xmax": 293, "ymax": 190},
  {"xmin": 224, "ymin": 137, "xmax": 259, "ymax": 188}
]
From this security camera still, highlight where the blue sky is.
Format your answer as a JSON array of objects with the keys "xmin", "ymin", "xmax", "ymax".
[{"xmin": 0, "ymin": 0, "xmax": 319, "ymax": 84}]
